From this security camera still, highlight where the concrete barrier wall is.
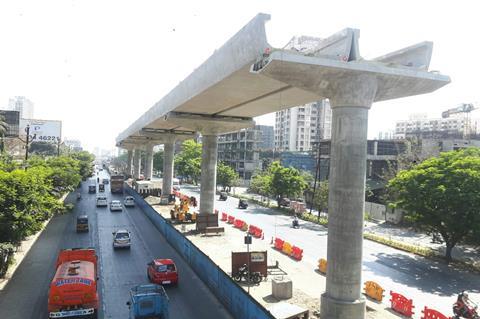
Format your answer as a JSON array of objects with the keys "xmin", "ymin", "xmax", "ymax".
[{"xmin": 126, "ymin": 186, "xmax": 275, "ymax": 319}]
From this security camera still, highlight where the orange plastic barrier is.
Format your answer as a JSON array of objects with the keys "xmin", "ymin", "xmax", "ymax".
[
  {"xmin": 364, "ymin": 281, "xmax": 384, "ymax": 302},
  {"xmin": 291, "ymin": 246, "xmax": 303, "ymax": 260},
  {"xmin": 248, "ymin": 225, "xmax": 256, "ymax": 235},
  {"xmin": 241, "ymin": 222, "xmax": 248, "ymax": 231},
  {"xmin": 221, "ymin": 212, "xmax": 228, "ymax": 222},
  {"xmin": 234, "ymin": 219, "xmax": 244, "ymax": 229},
  {"xmin": 282, "ymin": 242, "xmax": 293, "ymax": 255},
  {"xmin": 227, "ymin": 216, "xmax": 235, "ymax": 224},
  {"xmin": 274, "ymin": 238, "xmax": 284, "ymax": 250},
  {"xmin": 318, "ymin": 258, "xmax": 327, "ymax": 274},
  {"xmin": 390, "ymin": 291, "xmax": 415, "ymax": 318},
  {"xmin": 421, "ymin": 306, "xmax": 450, "ymax": 319}
]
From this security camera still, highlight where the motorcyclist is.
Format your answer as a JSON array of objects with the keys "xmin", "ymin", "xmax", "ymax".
[
  {"xmin": 292, "ymin": 215, "xmax": 299, "ymax": 228},
  {"xmin": 77, "ymin": 192, "xmax": 81, "ymax": 200},
  {"xmin": 454, "ymin": 291, "xmax": 476, "ymax": 318}
]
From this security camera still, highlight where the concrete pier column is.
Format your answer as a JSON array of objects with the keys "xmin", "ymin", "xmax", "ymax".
[
  {"xmin": 162, "ymin": 140, "xmax": 175, "ymax": 196},
  {"xmin": 126, "ymin": 149, "xmax": 133, "ymax": 177},
  {"xmin": 133, "ymin": 149, "xmax": 141, "ymax": 179},
  {"xmin": 199, "ymin": 134, "xmax": 218, "ymax": 215},
  {"xmin": 321, "ymin": 75, "xmax": 376, "ymax": 319},
  {"xmin": 145, "ymin": 144, "xmax": 154, "ymax": 180}
]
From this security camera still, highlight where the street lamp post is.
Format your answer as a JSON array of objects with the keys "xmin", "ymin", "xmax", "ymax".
[
  {"xmin": 244, "ymin": 234, "xmax": 252, "ymax": 294},
  {"xmin": 24, "ymin": 124, "xmax": 30, "ymax": 165}
]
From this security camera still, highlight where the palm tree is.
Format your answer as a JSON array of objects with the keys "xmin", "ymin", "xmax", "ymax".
[{"xmin": 0, "ymin": 114, "xmax": 8, "ymax": 153}]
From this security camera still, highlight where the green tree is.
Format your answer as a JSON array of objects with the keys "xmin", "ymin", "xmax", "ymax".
[
  {"xmin": 0, "ymin": 167, "xmax": 62, "ymax": 243},
  {"xmin": 250, "ymin": 170, "xmax": 272, "ymax": 204},
  {"xmin": 312, "ymin": 181, "xmax": 329, "ymax": 214},
  {"xmin": 175, "ymin": 139, "xmax": 202, "ymax": 184},
  {"xmin": 29, "ymin": 142, "xmax": 58, "ymax": 156},
  {"xmin": 269, "ymin": 161, "xmax": 308, "ymax": 207},
  {"xmin": 28, "ymin": 156, "xmax": 82, "ymax": 194},
  {"xmin": 71, "ymin": 151, "xmax": 95, "ymax": 180},
  {"xmin": 388, "ymin": 148, "xmax": 480, "ymax": 262},
  {"xmin": 153, "ymin": 150, "xmax": 164, "ymax": 175},
  {"xmin": 216, "ymin": 162, "xmax": 238, "ymax": 191}
]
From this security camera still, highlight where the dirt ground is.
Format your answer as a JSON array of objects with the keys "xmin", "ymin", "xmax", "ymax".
[{"xmin": 147, "ymin": 198, "xmax": 399, "ymax": 319}]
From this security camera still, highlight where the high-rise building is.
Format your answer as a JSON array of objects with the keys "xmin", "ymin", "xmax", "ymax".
[
  {"xmin": 274, "ymin": 99, "xmax": 331, "ymax": 152},
  {"xmin": 256, "ymin": 125, "xmax": 274, "ymax": 150},
  {"xmin": 217, "ymin": 126, "xmax": 266, "ymax": 181},
  {"xmin": 8, "ymin": 96, "xmax": 34, "ymax": 119},
  {"xmin": 394, "ymin": 113, "xmax": 469, "ymax": 139}
]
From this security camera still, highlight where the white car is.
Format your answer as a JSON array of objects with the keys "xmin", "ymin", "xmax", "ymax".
[
  {"xmin": 96, "ymin": 195, "xmax": 108, "ymax": 207},
  {"xmin": 110, "ymin": 200, "xmax": 123, "ymax": 212},
  {"xmin": 112, "ymin": 229, "xmax": 131, "ymax": 249},
  {"xmin": 124, "ymin": 196, "xmax": 135, "ymax": 207}
]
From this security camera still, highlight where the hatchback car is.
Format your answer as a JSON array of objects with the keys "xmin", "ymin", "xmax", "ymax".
[
  {"xmin": 76, "ymin": 215, "xmax": 89, "ymax": 232},
  {"xmin": 124, "ymin": 196, "xmax": 135, "ymax": 207},
  {"xmin": 112, "ymin": 229, "xmax": 131, "ymax": 249},
  {"xmin": 147, "ymin": 259, "xmax": 178, "ymax": 286},
  {"xmin": 110, "ymin": 200, "xmax": 123, "ymax": 211},
  {"xmin": 96, "ymin": 195, "xmax": 108, "ymax": 207}
]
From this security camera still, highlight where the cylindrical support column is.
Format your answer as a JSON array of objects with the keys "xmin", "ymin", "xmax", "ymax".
[
  {"xmin": 321, "ymin": 76, "xmax": 376, "ymax": 319},
  {"xmin": 145, "ymin": 144, "xmax": 154, "ymax": 181},
  {"xmin": 199, "ymin": 135, "xmax": 218, "ymax": 215},
  {"xmin": 162, "ymin": 141, "xmax": 175, "ymax": 196},
  {"xmin": 133, "ymin": 149, "xmax": 141, "ymax": 179},
  {"xmin": 126, "ymin": 150, "xmax": 133, "ymax": 177}
]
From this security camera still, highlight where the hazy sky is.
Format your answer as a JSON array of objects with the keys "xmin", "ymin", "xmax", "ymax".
[{"xmin": 1, "ymin": 0, "xmax": 478, "ymax": 152}]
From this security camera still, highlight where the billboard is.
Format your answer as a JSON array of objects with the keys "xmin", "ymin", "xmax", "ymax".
[
  {"xmin": 20, "ymin": 119, "xmax": 62, "ymax": 143},
  {"xmin": 0, "ymin": 110, "xmax": 20, "ymax": 137}
]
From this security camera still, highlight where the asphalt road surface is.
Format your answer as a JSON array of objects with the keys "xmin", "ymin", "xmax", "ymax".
[
  {"xmin": 0, "ymin": 171, "xmax": 232, "ymax": 319},
  {"xmin": 180, "ymin": 184, "xmax": 480, "ymax": 315}
]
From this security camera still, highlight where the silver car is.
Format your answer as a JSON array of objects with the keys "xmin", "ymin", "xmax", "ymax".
[
  {"xmin": 112, "ymin": 229, "xmax": 131, "ymax": 249},
  {"xmin": 124, "ymin": 196, "xmax": 135, "ymax": 207},
  {"xmin": 109, "ymin": 200, "xmax": 123, "ymax": 212}
]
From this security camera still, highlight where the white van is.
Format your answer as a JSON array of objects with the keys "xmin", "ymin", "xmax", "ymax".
[{"xmin": 96, "ymin": 195, "xmax": 108, "ymax": 207}]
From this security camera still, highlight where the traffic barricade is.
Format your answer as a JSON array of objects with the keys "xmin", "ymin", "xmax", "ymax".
[
  {"xmin": 234, "ymin": 219, "xmax": 243, "ymax": 229},
  {"xmin": 274, "ymin": 238, "xmax": 284, "ymax": 250},
  {"xmin": 253, "ymin": 227, "xmax": 263, "ymax": 239},
  {"xmin": 363, "ymin": 281, "xmax": 384, "ymax": 302},
  {"xmin": 241, "ymin": 222, "xmax": 248, "ymax": 232},
  {"xmin": 390, "ymin": 291, "xmax": 415, "ymax": 318},
  {"xmin": 248, "ymin": 225, "xmax": 256, "ymax": 235},
  {"xmin": 227, "ymin": 216, "xmax": 235, "ymax": 224},
  {"xmin": 291, "ymin": 246, "xmax": 303, "ymax": 260},
  {"xmin": 318, "ymin": 258, "xmax": 327, "ymax": 274},
  {"xmin": 282, "ymin": 241, "xmax": 293, "ymax": 255},
  {"xmin": 221, "ymin": 212, "xmax": 228, "ymax": 222},
  {"xmin": 421, "ymin": 306, "xmax": 450, "ymax": 319}
]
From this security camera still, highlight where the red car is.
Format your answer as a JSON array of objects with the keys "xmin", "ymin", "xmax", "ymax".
[{"xmin": 147, "ymin": 259, "xmax": 178, "ymax": 286}]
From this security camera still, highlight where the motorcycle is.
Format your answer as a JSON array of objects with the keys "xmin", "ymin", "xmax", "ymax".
[
  {"xmin": 76, "ymin": 193, "xmax": 82, "ymax": 200},
  {"xmin": 292, "ymin": 218, "xmax": 299, "ymax": 229},
  {"xmin": 238, "ymin": 199, "xmax": 248, "ymax": 209},
  {"xmin": 453, "ymin": 301, "xmax": 479, "ymax": 319},
  {"xmin": 233, "ymin": 264, "xmax": 262, "ymax": 284}
]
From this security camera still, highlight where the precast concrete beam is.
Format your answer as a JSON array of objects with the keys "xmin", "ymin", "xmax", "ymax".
[{"xmin": 165, "ymin": 112, "xmax": 254, "ymax": 135}]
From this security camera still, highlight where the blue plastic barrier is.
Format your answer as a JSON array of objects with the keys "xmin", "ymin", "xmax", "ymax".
[{"xmin": 125, "ymin": 186, "xmax": 275, "ymax": 319}]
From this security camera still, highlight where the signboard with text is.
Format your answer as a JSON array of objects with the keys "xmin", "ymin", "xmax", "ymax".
[{"xmin": 20, "ymin": 119, "xmax": 62, "ymax": 143}]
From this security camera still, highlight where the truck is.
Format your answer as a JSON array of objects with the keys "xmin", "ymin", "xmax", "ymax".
[
  {"xmin": 127, "ymin": 284, "xmax": 169, "ymax": 319},
  {"xmin": 48, "ymin": 248, "xmax": 99, "ymax": 318},
  {"xmin": 111, "ymin": 174, "xmax": 125, "ymax": 194}
]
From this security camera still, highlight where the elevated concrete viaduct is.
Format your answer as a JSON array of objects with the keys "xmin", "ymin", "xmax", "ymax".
[{"xmin": 116, "ymin": 13, "xmax": 449, "ymax": 318}]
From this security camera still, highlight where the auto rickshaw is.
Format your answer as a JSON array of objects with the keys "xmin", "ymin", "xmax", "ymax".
[
  {"xmin": 219, "ymin": 192, "xmax": 228, "ymax": 201},
  {"xmin": 238, "ymin": 199, "xmax": 248, "ymax": 209}
]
